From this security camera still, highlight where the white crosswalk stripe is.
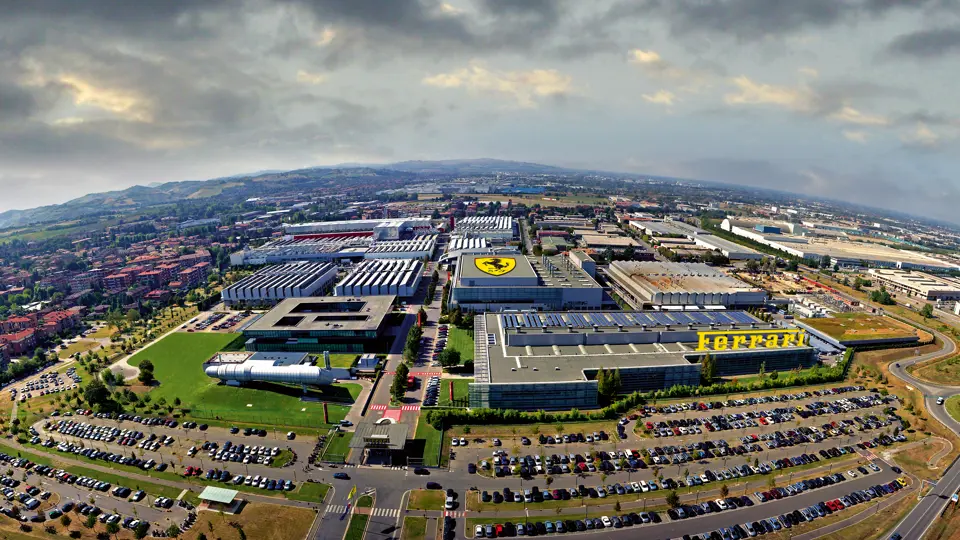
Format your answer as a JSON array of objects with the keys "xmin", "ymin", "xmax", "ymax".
[
  {"xmin": 324, "ymin": 504, "xmax": 348, "ymax": 514},
  {"xmin": 371, "ymin": 508, "xmax": 400, "ymax": 518}
]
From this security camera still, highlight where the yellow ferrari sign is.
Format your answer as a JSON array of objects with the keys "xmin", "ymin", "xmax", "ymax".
[
  {"xmin": 696, "ymin": 329, "xmax": 807, "ymax": 351},
  {"xmin": 475, "ymin": 257, "xmax": 517, "ymax": 276}
]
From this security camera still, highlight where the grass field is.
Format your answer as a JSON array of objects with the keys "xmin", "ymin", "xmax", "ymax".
[
  {"xmin": 126, "ymin": 332, "xmax": 357, "ymax": 428},
  {"xmin": 344, "ymin": 513, "xmax": 370, "ymax": 540},
  {"xmin": 186, "ymin": 502, "xmax": 316, "ymax": 540},
  {"xmin": 322, "ymin": 431, "xmax": 354, "ymax": 461},
  {"xmin": 327, "ymin": 354, "xmax": 359, "ymax": 368},
  {"xmin": 408, "ymin": 489, "xmax": 445, "ymax": 510},
  {"xmin": 414, "ymin": 420, "xmax": 443, "ymax": 467},
  {"xmin": 438, "ymin": 378, "xmax": 472, "ymax": 407},
  {"xmin": 286, "ymin": 481, "xmax": 331, "ymax": 503},
  {"xmin": 57, "ymin": 340, "xmax": 101, "ymax": 359},
  {"xmin": 799, "ymin": 313, "xmax": 918, "ymax": 343},
  {"xmin": 357, "ymin": 495, "xmax": 373, "ymax": 508},
  {"xmin": 402, "ymin": 516, "xmax": 428, "ymax": 540},
  {"xmin": 88, "ymin": 325, "xmax": 118, "ymax": 339},
  {"xmin": 948, "ymin": 395, "xmax": 960, "ymax": 424},
  {"xmin": 447, "ymin": 327, "xmax": 475, "ymax": 363}
]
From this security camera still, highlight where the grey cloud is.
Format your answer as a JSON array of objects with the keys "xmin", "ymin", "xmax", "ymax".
[
  {"xmin": 0, "ymin": 84, "xmax": 37, "ymax": 122},
  {"xmin": 602, "ymin": 0, "xmax": 959, "ymax": 41},
  {"xmin": 887, "ymin": 27, "xmax": 960, "ymax": 58}
]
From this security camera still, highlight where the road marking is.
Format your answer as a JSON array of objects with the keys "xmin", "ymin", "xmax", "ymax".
[
  {"xmin": 369, "ymin": 404, "xmax": 388, "ymax": 411},
  {"xmin": 371, "ymin": 507, "xmax": 400, "ymax": 518},
  {"xmin": 324, "ymin": 504, "xmax": 347, "ymax": 514}
]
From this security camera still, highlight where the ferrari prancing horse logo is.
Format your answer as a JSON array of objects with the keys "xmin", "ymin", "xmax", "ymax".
[{"xmin": 475, "ymin": 257, "xmax": 517, "ymax": 276}]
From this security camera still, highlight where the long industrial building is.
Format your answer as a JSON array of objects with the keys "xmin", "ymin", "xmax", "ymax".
[
  {"xmin": 335, "ymin": 259, "xmax": 423, "ymax": 297},
  {"xmin": 230, "ymin": 236, "xmax": 436, "ymax": 266},
  {"xmin": 284, "ymin": 217, "xmax": 435, "ymax": 241},
  {"xmin": 363, "ymin": 235, "xmax": 436, "ymax": 259},
  {"xmin": 607, "ymin": 261, "xmax": 767, "ymax": 308},
  {"xmin": 454, "ymin": 216, "xmax": 516, "ymax": 240},
  {"xmin": 469, "ymin": 310, "xmax": 818, "ymax": 410},
  {"xmin": 449, "ymin": 252, "xmax": 603, "ymax": 312},
  {"xmin": 867, "ymin": 269, "xmax": 960, "ymax": 300},
  {"xmin": 721, "ymin": 218, "xmax": 958, "ymax": 271},
  {"xmin": 221, "ymin": 261, "xmax": 337, "ymax": 307}
]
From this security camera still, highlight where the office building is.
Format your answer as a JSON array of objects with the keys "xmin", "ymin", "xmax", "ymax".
[
  {"xmin": 607, "ymin": 261, "xmax": 767, "ymax": 308},
  {"xmin": 221, "ymin": 262, "xmax": 337, "ymax": 307},
  {"xmin": 242, "ymin": 296, "xmax": 394, "ymax": 353},
  {"xmin": 363, "ymin": 236, "xmax": 437, "ymax": 259},
  {"xmin": 284, "ymin": 218, "xmax": 435, "ymax": 241},
  {"xmin": 449, "ymin": 252, "xmax": 603, "ymax": 312},
  {"xmin": 469, "ymin": 310, "xmax": 817, "ymax": 410}
]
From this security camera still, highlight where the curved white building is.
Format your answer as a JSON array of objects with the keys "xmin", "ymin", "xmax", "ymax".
[{"xmin": 203, "ymin": 351, "xmax": 351, "ymax": 387}]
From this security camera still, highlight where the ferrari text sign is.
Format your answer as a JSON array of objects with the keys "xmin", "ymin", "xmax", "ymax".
[{"xmin": 696, "ymin": 329, "xmax": 807, "ymax": 351}]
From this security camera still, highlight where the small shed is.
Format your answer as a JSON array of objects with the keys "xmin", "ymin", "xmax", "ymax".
[{"xmin": 198, "ymin": 487, "xmax": 242, "ymax": 513}]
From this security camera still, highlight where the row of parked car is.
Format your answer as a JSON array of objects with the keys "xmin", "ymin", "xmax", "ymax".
[
  {"xmin": 194, "ymin": 440, "xmax": 282, "ymax": 465},
  {"xmin": 685, "ymin": 475, "xmax": 907, "ymax": 540},
  {"xmin": 62, "ymin": 500, "xmax": 152, "ymax": 532},
  {"xmin": 43, "ymin": 440, "xmax": 169, "ymax": 472},
  {"xmin": 639, "ymin": 386, "xmax": 869, "ymax": 417},
  {"xmin": 644, "ymin": 393, "xmax": 893, "ymax": 437},
  {"xmin": 423, "ymin": 375, "xmax": 441, "ymax": 406},
  {"xmin": 183, "ymin": 466, "xmax": 296, "ymax": 491},
  {"xmin": 48, "ymin": 418, "xmax": 176, "ymax": 449},
  {"xmin": 475, "ymin": 509, "xmax": 663, "ymax": 537}
]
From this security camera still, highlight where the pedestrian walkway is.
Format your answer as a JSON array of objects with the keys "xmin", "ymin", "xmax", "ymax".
[
  {"xmin": 324, "ymin": 504, "xmax": 350, "ymax": 514},
  {"xmin": 369, "ymin": 404, "xmax": 388, "ymax": 411},
  {"xmin": 370, "ymin": 507, "xmax": 400, "ymax": 518},
  {"xmin": 401, "ymin": 405, "xmax": 421, "ymax": 412},
  {"xmin": 443, "ymin": 510, "xmax": 466, "ymax": 518}
]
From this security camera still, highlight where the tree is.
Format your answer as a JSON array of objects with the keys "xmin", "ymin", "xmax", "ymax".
[
  {"xmin": 134, "ymin": 522, "xmax": 150, "ymax": 539},
  {"xmin": 126, "ymin": 308, "xmax": 141, "ymax": 326},
  {"xmin": 666, "ymin": 490, "xmax": 681, "ymax": 508},
  {"xmin": 614, "ymin": 501, "xmax": 621, "ymax": 513},
  {"xmin": 166, "ymin": 524, "xmax": 181, "ymax": 538},
  {"xmin": 106, "ymin": 522, "xmax": 120, "ymax": 535},
  {"xmin": 720, "ymin": 484, "xmax": 729, "ymax": 498},
  {"xmin": 61, "ymin": 514, "xmax": 72, "ymax": 528},
  {"xmin": 921, "ymin": 304, "xmax": 934, "ymax": 318},
  {"xmin": 391, "ymin": 363, "xmax": 410, "ymax": 402},
  {"xmin": 139, "ymin": 360, "xmax": 154, "ymax": 372},
  {"xmin": 819, "ymin": 254, "xmax": 831, "ymax": 269},
  {"xmin": 83, "ymin": 379, "xmax": 111, "ymax": 408},
  {"xmin": 853, "ymin": 276, "xmax": 864, "ymax": 291},
  {"xmin": 437, "ymin": 349, "xmax": 461, "ymax": 368},
  {"xmin": 700, "ymin": 352, "xmax": 716, "ymax": 383},
  {"xmin": 138, "ymin": 368, "xmax": 155, "ymax": 386},
  {"xmin": 84, "ymin": 515, "xmax": 97, "ymax": 528}
]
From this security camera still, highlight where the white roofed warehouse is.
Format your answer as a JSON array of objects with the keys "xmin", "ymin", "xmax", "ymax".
[
  {"xmin": 454, "ymin": 216, "xmax": 516, "ymax": 241},
  {"xmin": 335, "ymin": 259, "xmax": 424, "ymax": 297},
  {"xmin": 221, "ymin": 262, "xmax": 337, "ymax": 307},
  {"xmin": 607, "ymin": 261, "xmax": 767, "ymax": 309}
]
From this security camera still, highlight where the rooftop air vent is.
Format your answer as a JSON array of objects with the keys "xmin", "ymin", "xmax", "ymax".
[{"xmin": 555, "ymin": 366, "xmax": 560, "ymax": 371}]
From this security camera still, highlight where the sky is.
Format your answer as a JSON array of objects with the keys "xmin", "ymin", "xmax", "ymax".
[{"xmin": 1, "ymin": 0, "xmax": 959, "ymax": 221}]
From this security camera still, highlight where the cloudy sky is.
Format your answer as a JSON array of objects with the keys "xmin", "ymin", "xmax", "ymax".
[{"xmin": 1, "ymin": 1, "xmax": 959, "ymax": 221}]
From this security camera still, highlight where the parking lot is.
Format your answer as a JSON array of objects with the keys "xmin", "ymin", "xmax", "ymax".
[
  {"xmin": 183, "ymin": 310, "xmax": 257, "ymax": 333},
  {"xmin": 9, "ymin": 366, "xmax": 82, "ymax": 404},
  {"xmin": 0, "ymin": 451, "xmax": 189, "ymax": 534}
]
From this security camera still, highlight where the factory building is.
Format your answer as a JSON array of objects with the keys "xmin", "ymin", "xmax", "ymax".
[
  {"xmin": 335, "ymin": 259, "xmax": 423, "ymax": 297},
  {"xmin": 449, "ymin": 252, "xmax": 603, "ymax": 312},
  {"xmin": 363, "ymin": 235, "xmax": 437, "ymax": 259},
  {"xmin": 230, "ymin": 236, "xmax": 370, "ymax": 266},
  {"xmin": 203, "ymin": 351, "xmax": 351, "ymax": 388},
  {"xmin": 221, "ymin": 261, "xmax": 337, "ymax": 307},
  {"xmin": 284, "ymin": 217, "xmax": 435, "ymax": 241},
  {"xmin": 692, "ymin": 235, "xmax": 763, "ymax": 260},
  {"xmin": 607, "ymin": 261, "xmax": 767, "ymax": 308},
  {"xmin": 454, "ymin": 216, "xmax": 516, "ymax": 241},
  {"xmin": 867, "ymin": 269, "xmax": 960, "ymax": 300},
  {"xmin": 721, "ymin": 218, "xmax": 958, "ymax": 271},
  {"xmin": 242, "ymin": 296, "xmax": 394, "ymax": 353},
  {"xmin": 469, "ymin": 310, "xmax": 818, "ymax": 410}
]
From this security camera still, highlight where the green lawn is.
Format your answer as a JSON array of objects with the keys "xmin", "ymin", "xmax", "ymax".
[
  {"xmin": 322, "ymin": 431, "xmax": 354, "ymax": 462},
  {"xmin": 447, "ymin": 327, "xmax": 474, "ymax": 363},
  {"xmin": 126, "ymin": 332, "xmax": 358, "ymax": 428},
  {"xmin": 326, "ymin": 354, "xmax": 358, "ymax": 368},
  {"xmin": 402, "ymin": 516, "xmax": 428, "ymax": 540},
  {"xmin": 287, "ymin": 481, "xmax": 331, "ymax": 503},
  {"xmin": 414, "ymin": 420, "xmax": 443, "ymax": 468},
  {"xmin": 357, "ymin": 495, "xmax": 373, "ymax": 508},
  {"xmin": 408, "ymin": 489, "xmax": 445, "ymax": 510},
  {"xmin": 438, "ymin": 378, "xmax": 472, "ymax": 407},
  {"xmin": 344, "ymin": 514, "xmax": 369, "ymax": 540},
  {"xmin": 57, "ymin": 340, "xmax": 101, "ymax": 359},
  {"xmin": 270, "ymin": 449, "xmax": 295, "ymax": 468},
  {"xmin": 946, "ymin": 395, "xmax": 960, "ymax": 424}
]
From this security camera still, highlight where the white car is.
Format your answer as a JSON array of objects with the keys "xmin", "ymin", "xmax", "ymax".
[
  {"xmin": 451, "ymin": 438, "xmax": 459, "ymax": 447},
  {"xmin": 445, "ymin": 496, "xmax": 455, "ymax": 509},
  {"xmin": 715, "ymin": 499, "xmax": 728, "ymax": 510},
  {"xmin": 459, "ymin": 437, "xmax": 467, "ymax": 446},
  {"xmin": 847, "ymin": 470, "xmax": 858, "ymax": 478},
  {"xmin": 475, "ymin": 525, "xmax": 485, "ymax": 537},
  {"xmin": 601, "ymin": 516, "xmax": 612, "ymax": 528}
]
